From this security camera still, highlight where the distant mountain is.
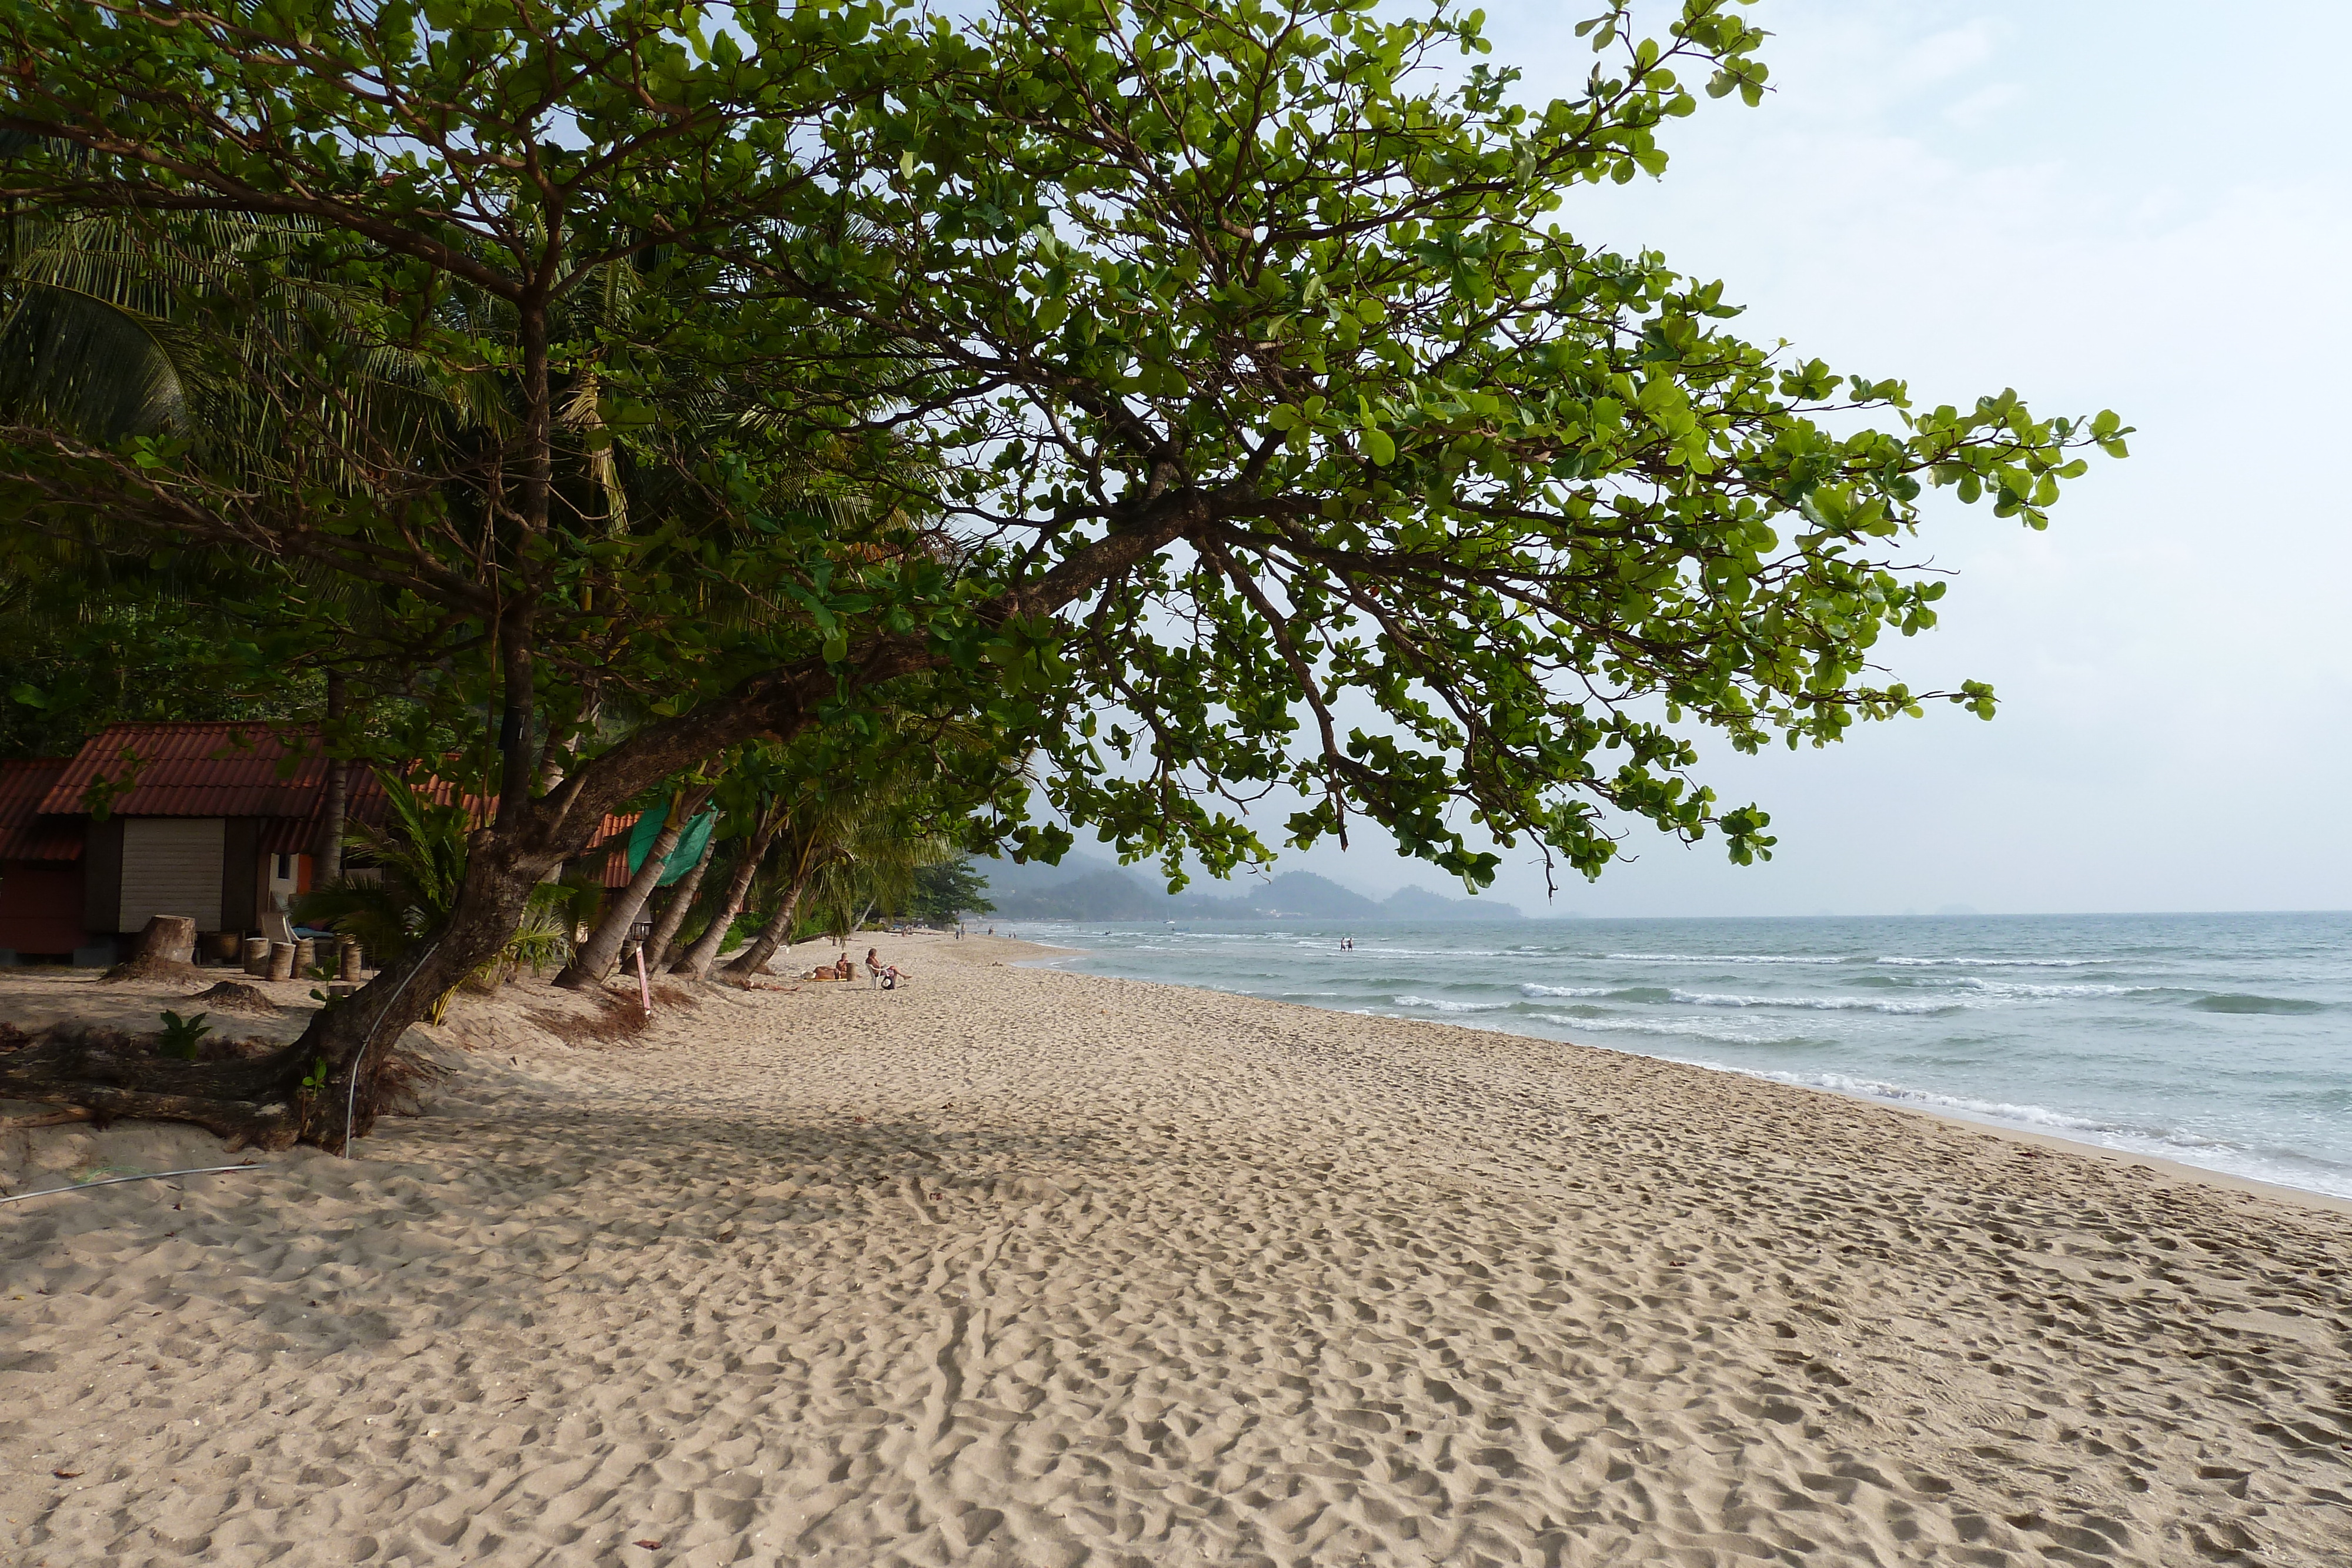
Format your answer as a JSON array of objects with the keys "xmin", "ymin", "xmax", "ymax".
[
  {"xmin": 974, "ymin": 855, "xmax": 1521, "ymax": 922},
  {"xmin": 1173, "ymin": 870, "xmax": 1382, "ymax": 921},
  {"xmin": 987, "ymin": 870, "xmax": 1163, "ymax": 921},
  {"xmin": 1381, "ymin": 884, "xmax": 1522, "ymax": 921},
  {"xmin": 978, "ymin": 853, "xmax": 1155, "ymax": 920}
]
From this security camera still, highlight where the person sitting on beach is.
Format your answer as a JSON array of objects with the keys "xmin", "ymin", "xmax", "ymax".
[
  {"xmin": 866, "ymin": 947, "xmax": 885, "ymax": 987},
  {"xmin": 833, "ymin": 954, "xmax": 854, "ymax": 981}
]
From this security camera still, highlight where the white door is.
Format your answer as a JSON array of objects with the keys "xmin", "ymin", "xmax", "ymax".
[{"xmin": 119, "ymin": 817, "xmax": 226, "ymax": 932}]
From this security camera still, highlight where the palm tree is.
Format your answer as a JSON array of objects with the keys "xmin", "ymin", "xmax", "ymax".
[{"xmin": 720, "ymin": 778, "xmax": 964, "ymax": 978}]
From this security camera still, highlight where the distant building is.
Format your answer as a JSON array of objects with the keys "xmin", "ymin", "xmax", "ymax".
[{"xmin": 0, "ymin": 721, "xmax": 637, "ymax": 965}]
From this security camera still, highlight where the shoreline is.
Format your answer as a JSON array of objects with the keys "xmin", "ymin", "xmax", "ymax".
[{"xmin": 1011, "ymin": 935, "xmax": 2352, "ymax": 1216}]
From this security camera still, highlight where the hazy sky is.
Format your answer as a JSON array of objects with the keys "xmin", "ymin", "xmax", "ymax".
[{"xmin": 1172, "ymin": 0, "xmax": 2352, "ymax": 918}]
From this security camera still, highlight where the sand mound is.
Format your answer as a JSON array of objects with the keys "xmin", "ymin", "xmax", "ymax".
[
  {"xmin": 97, "ymin": 952, "xmax": 208, "ymax": 985},
  {"xmin": 183, "ymin": 981, "xmax": 281, "ymax": 1015}
]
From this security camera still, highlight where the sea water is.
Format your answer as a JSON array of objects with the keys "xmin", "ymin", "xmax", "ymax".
[{"xmin": 1014, "ymin": 911, "xmax": 2352, "ymax": 1200}]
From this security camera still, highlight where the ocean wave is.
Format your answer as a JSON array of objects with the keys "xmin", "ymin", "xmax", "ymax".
[
  {"xmin": 2191, "ymin": 994, "xmax": 2328, "ymax": 1015},
  {"xmin": 1538, "ymin": 1014, "xmax": 1805, "ymax": 1046},
  {"xmin": 1686, "ymin": 1064, "xmax": 2131, "ymax": 1135},
  {"xmin": 1520, "ymin": 982, "xmax": 1611, "ymax": 998},
  {"xmin": 1391, "ymin": 994, "xmax": 1512, "ymax": 1014},
  {"xmin": 1940, "ymin": 979, "xmax": 2144, "ymax": 999},
  {"xmin": 1876, "ymin": 955, "xmax": 2098, "ymax": 968},
  {"xmin": 1318, "ymin": 945, "xmax": 1511, "ymax": 959},
  {"xmin": 1601, "ymin": 952, "xmax": 1847, "ymax": 965},
  {"xmin": 1669, "ymin": 989, "xmax": 1965, "ymax": 1016}
]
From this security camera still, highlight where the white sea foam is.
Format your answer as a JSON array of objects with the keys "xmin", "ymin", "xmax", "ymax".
[
  {"xmin": 1541, "ymin": 1014, "xmax": 1801, "ymax": 1047},
  {"xmin": 1519, "ymin": 982, "xmax": 1611, "ymax": 998},
  {"xmin": 1876, "ymin": 955, "xmax": 2098, "ymax": 968},
  {"xmin": 1391, "ymin": 994, "xmax": 1512, "ymax": 1014},
  {"xmin": 1668, "ymin": 989, "xmax": 1963, "ymax": 1015},
  {"xmin": 1939, "ymin": 979, "xmax": 2143, "ymax": 999},
  {"xmin": 1602, "ymin": 952, "xmax": 1847, "ymax": 965},
  {"xmin": 1675, "ymin": 1062, "xmax": 2127, "ymax": 1134}
]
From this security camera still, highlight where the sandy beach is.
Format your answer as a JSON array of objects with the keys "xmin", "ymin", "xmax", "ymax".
[{"xmin": 4, "ymin": 931, "xmax": 2347, "ymax": 1566}]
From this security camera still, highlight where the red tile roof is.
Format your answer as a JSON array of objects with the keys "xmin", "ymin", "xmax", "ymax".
[
  {"xmin": 41, "ymin": 722, "xmax": 340, "ymax": 817},
  {"xmin": 31, "ymin": 723, "xmax": 640, "ymax": 871},
  {"xmin": 0, "ymin": 758, "xmax": 81, "ymax": 861}
]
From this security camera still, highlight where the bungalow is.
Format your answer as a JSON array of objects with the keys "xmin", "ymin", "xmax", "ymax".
[{"xmin": 0, "ymin": 721, "xmax": 637, "ymax": 965}]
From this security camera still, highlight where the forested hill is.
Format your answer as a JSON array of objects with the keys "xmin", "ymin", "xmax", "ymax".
[{"xmin": 977, "ymin": 855, "xmax": 1522, "ymax": 922}]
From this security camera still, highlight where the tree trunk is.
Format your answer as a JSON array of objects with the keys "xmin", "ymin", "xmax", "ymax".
[
  {"xmin": 672, "ymin": 807, "xmax": 784, "ymax": 979},
  {"xmin": 316, "ymin": 671, "xmax": 348, "ymax": 884},
  {"xmin": 640, "ymin": 831, "xmax": 717, "ymax": 972},
  {"xmin": 555, "ymin": 784, "xmax": 714, "ymax": 990},
  {"xmin": 537, "ymin": 684, "xmax": 599, "ymax": 795},
  {"xmin": 136, "ymin": 915, "xmax": 197, "ymax": 964},
  {"xmin": 721, "ymin": 860, "xmax": 817, "ymax": 979}
]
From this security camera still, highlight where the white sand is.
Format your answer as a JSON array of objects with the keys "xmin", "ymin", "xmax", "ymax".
[{"xmin": 3, "ymin": 934, "xmax": 2347, "ymax": 1566}]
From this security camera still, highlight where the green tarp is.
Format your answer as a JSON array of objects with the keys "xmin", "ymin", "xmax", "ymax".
[{"xmin": 625, "ymin": 808, "xmax": 716, "ymax": 887}]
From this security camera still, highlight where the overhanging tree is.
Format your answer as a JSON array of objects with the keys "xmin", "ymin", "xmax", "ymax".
[{"xmin": 0, "ymin": 0, "xmax": 2122, "ymax": 1149}]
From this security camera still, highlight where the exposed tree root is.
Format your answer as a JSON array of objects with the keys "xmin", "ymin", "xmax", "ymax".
[
  {"xmin": 0, "ymin": 1105, "xmax": 92, "ymax": 1129},
  {"xmin": 0, "ymin": 1021, "xmax": 443, "ymax": 1151},
  {"xmin": 0, "ymin": 1027, "xmax": 308, "ymax": 1148}
]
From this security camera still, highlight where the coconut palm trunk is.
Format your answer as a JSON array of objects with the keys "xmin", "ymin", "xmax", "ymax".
[
  {"xmin": 640, "ymin": 831, "xmax": 717, "ymax": 972},
  {"xmin": 673, "ymin": 803, "xmax": 786, "ymax": 979},
  {"xmin": 557, "ymin": 783, "xmax": 715, "ymax": 989},
  {"xmin": 722, "ymin": 850, "xmax": 821, "ymax": 980}
]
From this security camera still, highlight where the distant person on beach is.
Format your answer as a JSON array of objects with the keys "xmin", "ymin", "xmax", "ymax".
[{"xmin": 833, "ymin": 954, "xmax": 854, "ymax": 981}]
